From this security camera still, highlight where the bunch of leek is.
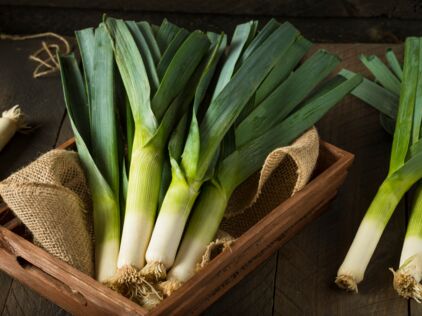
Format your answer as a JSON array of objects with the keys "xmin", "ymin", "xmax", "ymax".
[
  {"xmin": 104, "ymin": 18, "xmax": 213, "ymax": 283},
  {"xmin": 144, "ymin": 20, "xmax": 363, "ymax": 286},
  {"xmin": 337, "ymin": 38, "xmax": 422, "ymax": 297},
  {"xmin": 143, "ymin": 20, "xmax": 312, "ymax": 280},
  {"xmin": 59, "ymin": 16, "xmax": 361, "ymax": 304},
  {"xmin": 143, "ymin": 20, "xmax": 362, "ymax": 279}
]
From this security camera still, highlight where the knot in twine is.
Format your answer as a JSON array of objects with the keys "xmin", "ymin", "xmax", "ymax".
[{"xmin": 0, "ymin": 32, "xmax": 71, "ymax": 78}]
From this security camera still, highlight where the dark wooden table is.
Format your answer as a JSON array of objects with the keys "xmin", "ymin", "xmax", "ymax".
[{"xmin": 0, "ymin": 26, "xmax": 420, "ymax": 316}]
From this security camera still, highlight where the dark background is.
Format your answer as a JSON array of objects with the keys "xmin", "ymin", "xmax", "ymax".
[{"xmin": 1, "ymin": 0, "xmax": 422, "ymax": 42}]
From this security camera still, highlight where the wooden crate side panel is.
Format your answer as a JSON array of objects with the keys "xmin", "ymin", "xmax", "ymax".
[{"xmin": 0, "ymin": 228, "xmax": 147, "ymax": 316}]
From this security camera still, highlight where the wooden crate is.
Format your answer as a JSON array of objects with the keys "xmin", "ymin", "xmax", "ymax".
[{"xmin": 0, "ymin": 138, "xmax": 353, "ymax": 316}]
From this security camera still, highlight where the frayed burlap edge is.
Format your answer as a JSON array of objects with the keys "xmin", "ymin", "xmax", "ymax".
[{"xmin": 197, "ymin": 230, "xmax": 235, "ymax": 270}]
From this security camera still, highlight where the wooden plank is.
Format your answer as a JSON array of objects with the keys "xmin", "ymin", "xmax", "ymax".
[
  {"xmin": 0, "ymin": 271, "xmax": 13, "ymax": 314},
  {"xmin": 55, "ymin": 115, "xmax": 72, "ymax": 147},
  {"xmin": 393, "ymin": 0, "xmax": 422, "ymax": 19},
  {"xmin": 0, "ymin": 0, "xmax": 400, "ymax": 17},
  {"xmin": 203, "ymin": 255, "xmax": 277, "ymax": 316},
  {"xmin": 1, "ymin": 7, "xmax": 422, "ymax": 43},
  {"xmin": 0, "ymin": 227, "xmax": 146, "ymax": 316},
  {"xmin": 2, "ymin": 280, "xmax": 69, "ymax": 316},
  {"xmin": 275, "ymin": 44, "xmax": 408, "ymax": 315}
]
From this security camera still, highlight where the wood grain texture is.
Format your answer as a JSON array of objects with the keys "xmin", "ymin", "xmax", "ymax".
[
  {"xmin": 0, "ymin": 271, "xmax": 12, "ymax": 314},
  {"xmin": 203, "ymin": 255, "xmax": 277, "ymax": 316},
  {"xmin": 0, "ymin": 0, "xmax": 403, "ymax": 17},
  {"xmin": 1, "ymin": 7, "xmax": 422, "ymax": 43},
  {"xmin": 275, "ymin": 44, "xmax": 409, "ymax": 316},
  {"xmin": 2, "ymin": 280, "xmax": 68, "ymax": 316}
]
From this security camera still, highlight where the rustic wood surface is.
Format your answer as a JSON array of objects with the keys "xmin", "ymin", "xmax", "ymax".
[
  {"xmin": 0, "ymin": 0, "xmax": 419, "ymax": 17},
  {"xmin": 0, "ymin": 31, "xmax": 417, "ymax": 316},
  {"xmin": 1, "ymin": 8, "xmax": 422, "ymax": 44}
]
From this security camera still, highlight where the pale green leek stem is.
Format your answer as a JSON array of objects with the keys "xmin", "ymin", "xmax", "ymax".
[
  {"xmin": 145, "ymin": 177, "xmax": 200, "ymax": 269},
  {"xmin": 117, "ymin": 130, "xmax": 163, "ymax": 269},
  {"xmin": 401, "ymin": 184, "xmax": 422, "ymax": 266},
  {"xmin": 92, "ymin": 193, "xmax": 120, "ymax": 282},
  {"xmin": 392, "ymin": 184, "xmax": 422, "ymax": 302},
  {"xmin": 400, "ymin": 182, "xmax": 422, "ymax": 267},
  {"xmin": 168, "ymin": 182, "xmax": 229, "ymax": 282},
  {"xmin": 337, "ymin": 175, "xmax": 415, "ymax": 291}
]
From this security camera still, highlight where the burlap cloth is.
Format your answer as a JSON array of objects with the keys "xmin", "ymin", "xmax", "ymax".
[
  {"xmin": 0, "ymin": 149, "xmax": 94, "ymax": 276},
  {"xmin": 199, "ymin": 127, "xmax": 319, "ymax": 266}
]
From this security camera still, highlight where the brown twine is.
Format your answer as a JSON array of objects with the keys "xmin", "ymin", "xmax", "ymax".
[{"xmin": 0, "ymin": 32, "xmax": 71, "ymax": 78}]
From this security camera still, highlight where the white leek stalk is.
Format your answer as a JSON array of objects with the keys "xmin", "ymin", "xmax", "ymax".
[
  {"xmin": 167, "ymin": 182, "xmax": 228, "ymax": 285},
  {"xmin": 392, "ymin": 184, "xmax": 422, "ymax": 301},
  {"xmin": 0, "ymin": 105, "xmax": 28, "ymax": 151}
]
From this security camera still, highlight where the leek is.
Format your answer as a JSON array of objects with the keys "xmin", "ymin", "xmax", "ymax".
[
  {"xmin": 336, "ymin": 39, "xmax": 422, "ymax": 294},
  {"xmin": 166, "ymin": 74, "xmax": 362, "ymax": 288},
  {"xmin": 393, "ymin": 184, "xmax": 422, "ymax": 301},
  {"xmin": 104, "ymin": 18, "xmax": 211, "ymax": 281},
  {"xmin": 58, "ymin": 23, "xmax": 121, "ymax": 282},
  {"xmin": 144, "ymin": 21, "xmax": 306, "ymax": 280},
  {"xmin": 0, "ymin": 105, "xmax": 28, "ymax": 152}
]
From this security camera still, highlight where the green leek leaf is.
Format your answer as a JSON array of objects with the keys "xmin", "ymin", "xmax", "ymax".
[
  {"xmin": 360, "ymin": 54, "xmax": 401, "ymax": 95},
  {"xmin": 151, "ymin": 31, "xmax": 210, "ymax": 122},
  {"xmin": 236, "ymin": 49, "xmax": 340, "ymax": 147},
  {"xmin": 386, "ymin": 48, "xmax": 403, "ymax": 80},
  {"xmin": 89, "ymin": 24, "xmax": 120, "ymax": 198},
  {"xmin": 196, "ymin": 23, "xmax": 299, "ymax": 180},
  {"xmin": 104, "ymin": 17, "xmax": 157, "ymax": 143},
  {"xmin": 156, "ymin": 29, "xmax": 189, "ymax": 79},
  {"xmin": 137, "ymin": 21, "xmax": 161, "ymax": 64},
  {"xmin": 156, "ymin": 19, "xmax": 181, "ymax": 54},
  {"xmin": 340, "ymin": 69, "xmax": 399, "ymax": 119},
  {"xmin": 389, "ymin": 38, "xmax": 420, "ymax": 173},
  {"xmin": 126, "ymin": 21, "xmax": 160, "ymax": 92}
]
